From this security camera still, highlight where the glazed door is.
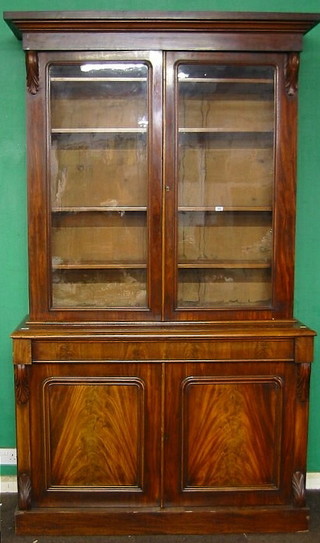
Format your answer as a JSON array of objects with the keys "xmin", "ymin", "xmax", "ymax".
[
  {"xmin": 164, "ymin": 52, "xmax": 296, "ymax": 321},
  {"xmin": 28, "ymin": 51, "xmax": 163, "ymax": 322}
]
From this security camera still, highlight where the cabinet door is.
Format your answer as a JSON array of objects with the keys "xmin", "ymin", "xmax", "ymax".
[
  {"xmin": 28, "ymin": 51, "xmax": 163, "ymax": 321},
  {"xmin": 164, "ymin": 52, "xmax": 296, "ymax": 321},
  {"xmin": 29, "ymin": 361, "xmax": 161, "ymax": 507},
  {"xmin": 164, "ymin": 361, "xmax": 296, "ymax": 507}
]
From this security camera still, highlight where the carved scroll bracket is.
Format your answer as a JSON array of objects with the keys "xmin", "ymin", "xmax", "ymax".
[
  {"xmin": 18, "ymin": 472, "xmax": 32, "ymax": 510},
  {"xmin": 285, "ymin": 52, "xmax": 300, "ymax": 96},
  {"xmin": 292, "ymin": 471, "xmax": 306, "ymax": 507},
  {"xmin": 14, "ymin": 364, "xmax": 30, "ymax": 405},
  {"xmin": 297, "ymin": 363, "xmax": 311, "ymax": 403},
  {"xmin": 26, "ymin": 50, "xmax": 39, "ymax": 94}
]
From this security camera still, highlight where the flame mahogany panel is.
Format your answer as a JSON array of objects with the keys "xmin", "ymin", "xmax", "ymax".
[
  {"xmin": 164, "ymin": 360, "xmax": 297, "ymax": 507},
  {"xmin": 29, "ymin": 362, "xmax": 162, "ymax": 507},
  {"xmin": 44, "ymin": 377, "xmax": 143, "ymax": 488}
]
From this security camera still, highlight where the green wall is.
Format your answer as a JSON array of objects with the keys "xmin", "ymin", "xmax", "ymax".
[{"xmin": 1, "ymin": 0, "xmax": 320, "ymax": 476}]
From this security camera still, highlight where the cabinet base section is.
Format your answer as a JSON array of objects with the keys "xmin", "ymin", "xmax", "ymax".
[{"xmin": 15, "ymin": 506, "xmax": 310, "ymax": 535}]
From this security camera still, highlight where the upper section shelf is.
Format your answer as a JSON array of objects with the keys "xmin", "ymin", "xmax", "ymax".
[
  {"xmin": 53, "ymin": 262, "xmax": 147, "ymax": 270},
  {"xmin": 178, "ymin": 260, "xmax": 271, "ymax": 269},
  {"xmin": 51, "ymin": 77, "xmax": 147, "ymax": 82},
  {"xmin": 178, "ymin": 206, "xmax": 272, "ymax": 212},
  {"xmin": 52, "ymin": 206, "xmax": 148, "ymax": 213},
  {"xmin": 52, "ymin": 128, "xmax": 147, "ymax": 133},
  {"xmin": 179, "ymin": 128, "xmax": 273, "ymax": 133},
  {"xmin": 178, "ymin": 77, "xmax": 273, "ymax": 84}
]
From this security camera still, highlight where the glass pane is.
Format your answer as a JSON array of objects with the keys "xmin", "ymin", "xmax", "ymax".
[
  {"xmin": 177, "ymin": 64, "xmax": 275, "ymax": 308},
  {"xmin": 49, "ymin": 62, "xmax": 149, "ymax": 308}
]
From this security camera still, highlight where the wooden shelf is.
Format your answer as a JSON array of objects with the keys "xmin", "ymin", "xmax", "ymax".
[
  {"xmin": 178, "ymin": 77, "xmax": 273, "ymax": 84},
  {"xmin": 51, "ymin": 77, "xmax": 147, "ymax": 82},
  {"xmin": 178, "ymin": 261, "xmax": 271, "ymax": 269},
  {"xmin": 52, "ymin": 206, "xmax": 147, "ymax": 213},
  {"xmin": 178, "ymin": 128, "xmax": 273, "ymax": 134},
  {"xmin": 54, "ymin": 261, "xmax": 270, "ymax": 271},
  {"xmin": 51, "ymin": 128, "xmax": 147, "ymax": 133},
  {"xmin": 53, "ymin": 262, "xmax": 147, "ymax": 270},
  {"xmin": 53, "ymin": 206, "xmax": 271, "ymax": 214},
  {"xmin": 178, "ymin": 206, "xmax": 272, "ymax": 212}
]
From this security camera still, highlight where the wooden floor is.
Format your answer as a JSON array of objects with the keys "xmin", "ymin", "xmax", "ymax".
[{"xmin": 1, "ymin": 492, "xmax": 320, "ymax": 542}]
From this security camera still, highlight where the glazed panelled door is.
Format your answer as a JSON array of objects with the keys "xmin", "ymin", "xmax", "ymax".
[
  {"xmin": 164, "ymin": 53, "xmax": 282, "ymax": 321},
  {"xmin": 47, "ymin": 52, "xmax": 162, "ymax": 320}
]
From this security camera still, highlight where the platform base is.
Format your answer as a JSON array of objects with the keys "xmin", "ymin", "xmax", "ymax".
[{"xmin": 16, "ymin": 506, "xmax": 310, "ymax": 535}]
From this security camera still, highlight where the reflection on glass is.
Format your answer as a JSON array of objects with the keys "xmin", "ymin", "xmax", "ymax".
[
  {"xmin": 177, "ymin": 64, "xmax": 275, "ymax": 308},
  {"xmin": 49, "ymin": 62, "xmax": 149, "ymax": 309}
]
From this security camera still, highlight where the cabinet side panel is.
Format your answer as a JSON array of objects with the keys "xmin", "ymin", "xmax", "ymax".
[
  {"xmin": 27, "ymin": 53, "xmax": 50, "ymax": 319},
  {"xmin": 272, "ymin": 54, "xmax": 297, "ymax": 316}
]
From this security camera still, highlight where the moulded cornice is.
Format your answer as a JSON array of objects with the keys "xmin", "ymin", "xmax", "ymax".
[{"xmin": 4, "ymin": 10, "xmax": 320, "ymax": 40}]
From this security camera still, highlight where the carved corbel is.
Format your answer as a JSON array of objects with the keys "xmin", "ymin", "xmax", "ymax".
[
  {"xmin": 18, "ymin": 472, "xmax": 32, "ymax": 510},
  {"xmin": 285, "ymin": 52, "xmax": 300, "ymax": 96},
  {"xmin": 26, "ymin": 50, "xmax": 39, "ymax": 94},
  {"xmin": 297, "ymin": 363, "xmax": 311, "ymax": 402},
  {"xmin": 14, "ymin": 364, "xmax": 30, "ymax": 405},
  {"xmin": 292, "ymin": 471, "xmax": 305, "ymax": 507}
]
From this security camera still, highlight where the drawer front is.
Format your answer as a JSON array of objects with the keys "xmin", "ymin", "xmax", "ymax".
[{"xmin": 32, "ymin": 338, "xmax": 294, "ymax": 362}]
